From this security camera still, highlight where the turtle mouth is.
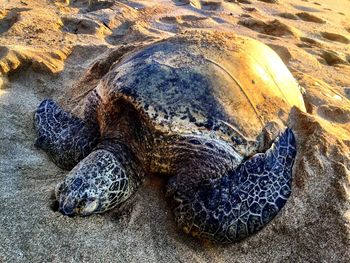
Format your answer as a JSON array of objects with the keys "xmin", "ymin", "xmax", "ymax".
[
  {"xmin": 57, "ymin": 193, "xmax": 79, "ymax": 216},
  {"xmin": 57, "ymin": 197, "xmax": 99, "ymax": 217},
  {"xmin": 58, "ymin": 201, "xmax": 77, "ymax": 217},
  {"xmin": 55, "ymin": 182, "xmax": 77, "ymax": 216}
]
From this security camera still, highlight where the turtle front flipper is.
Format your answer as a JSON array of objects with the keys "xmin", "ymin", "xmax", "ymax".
[
  {"xmin": 168, "ymin": 128, "xmax": 296, "ymax": 243},
  {"xmin": 34, "ymin": 99, "xmax": 99, "ymax": 169}
]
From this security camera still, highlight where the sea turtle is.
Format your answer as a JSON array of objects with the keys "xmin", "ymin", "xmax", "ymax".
[{"xmin": 34, "ymin": 31, "xmax": 305, "ymax": 243}]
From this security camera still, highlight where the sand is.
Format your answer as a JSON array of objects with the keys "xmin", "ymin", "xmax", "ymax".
[{"xmin": 0, "ymin": 0, "xmax": 349, "ymax": 262}]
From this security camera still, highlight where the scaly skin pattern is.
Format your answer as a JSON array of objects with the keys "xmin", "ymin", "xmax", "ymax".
[
  {"xmin": 56, "ymin": 147, "xmax": 141, "ymax": 216},
  {"xmin": 154, "ymin": 134, "xmax": 243, "ymax": 186},
  {"xmin": 34, "ymin": 99, "xmax": 99, "ymax": 169},
  {"xmin": 34, "ymin": 96, "xmax": 297, "ymax": 243},
  {"xmin": 34, "ymin": 95, "xmax": 297, "ymax": 243},
  {"xmin": 168, "ymin": 129, "xmax": 296, "ymax": 243}
]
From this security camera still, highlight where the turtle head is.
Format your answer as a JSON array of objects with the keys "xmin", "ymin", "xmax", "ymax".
[
  {"xmin": 55, "ymin": 177, "xmax": 102, "ymax": 217},
  {"xmin": 55, "ymin": 149, "xmax": 134, "ymax": 216}
]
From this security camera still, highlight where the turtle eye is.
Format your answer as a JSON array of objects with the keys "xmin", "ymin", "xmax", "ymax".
[
  {"xmin": 77, "ymin": 199, "xmax": 86, "ymax": 210},
  {"xmin": 75, "ymin": 199, "xmax": 87, "ymax": 215}
]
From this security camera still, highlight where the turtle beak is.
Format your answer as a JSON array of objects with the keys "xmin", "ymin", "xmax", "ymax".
[
  {"xmin": 58, "ymin": 199, "xmax": 77, "ymax": 217},
  {"xmin": 58, "ymin": 197, "xmax": 99, "ymax": 217},
  {"xmin": 55, "ymin": 182, "xmax": 77, "ymax": 216}
]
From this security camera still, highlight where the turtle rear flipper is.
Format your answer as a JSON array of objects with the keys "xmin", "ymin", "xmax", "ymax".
[
  {"xmin": 34, "ymin": 99, "xmax": 99, "ymax": 169},
  {"xmin": 170, "ymin": 128, "xmax": 296, "ymax": 243}
]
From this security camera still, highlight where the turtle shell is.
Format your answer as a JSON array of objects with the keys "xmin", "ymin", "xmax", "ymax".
[{"xmin": 100, "ymin": 31, "xmax": 305, "ymax": 140}]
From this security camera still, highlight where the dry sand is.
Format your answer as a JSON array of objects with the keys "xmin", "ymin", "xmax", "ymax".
[{"xmin": 0, "ymin": 0, "xmax": 349, "ymax": 262}]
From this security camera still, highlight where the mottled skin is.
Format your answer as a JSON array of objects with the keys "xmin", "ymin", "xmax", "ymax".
[
  {"xmin": 166, "ymin": 130, "xmax": 295, "ymax": 242},
  {"xmin": 34, "ymin": 98, "xmax": 99, "ymax": 170},
  {"xmin": 34, "ymin": 32, "xmax": 302, "ymax": 243}
]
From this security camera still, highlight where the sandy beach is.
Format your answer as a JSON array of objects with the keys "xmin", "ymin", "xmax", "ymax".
[{"xmin": 0, "ymin": 0, "xmax": 349, "ymax": 262}]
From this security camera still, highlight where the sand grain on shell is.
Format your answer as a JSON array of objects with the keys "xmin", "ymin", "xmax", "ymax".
[{"xmin": 0, "ymin": 0, "xmax": 349, "ymax": 262}]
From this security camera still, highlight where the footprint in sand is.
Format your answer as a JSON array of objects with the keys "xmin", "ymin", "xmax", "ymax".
[
  {"xmin": 173, "ymin": 0, "xmax": 224, "ymax": 10},
  {"xmin": 292, "ymin": 4, "xmax": 320, "ymax": 12},
  {"xmin": 319, "ymin": 50, "xmax": 349, "ymax": 66},
  {"xmin": 345, "ymin": 88, "xmax": 350, "ymax": 99},
  {"xmin": 296, "ymin": 12, "xmax": 326, "ymax": 23},
  {"xmin": 173, "ymin": 0, "xmax": 191, "ymax": 5},
  {"xmin": 317, "ymin": 105, "xmax": 350, "ymax": 124},
  {"xmin": 0, "ymin": 46, "xmax": 10, "ymax": 68},
  {"xmin": 278, "ymin": 12, "xmax": 299, "ymax": 20},
  {"xmin": 161, "ymin": 15, "xmax": 211, "ymax": 24},
  {"xmin": 106, "ymin": 20, "xmax": 163, "ymax": 45},
  {"xmin": 61, "ymin": 16, "xmax": 110, "ymax": 36},
  {"xmin": 257, "ymin": 0, "xmax": 278, "ymax": 3},
  {"xmin": 200, "ymin": 0, "xmax": 223, "ymax": 10},
  {"xmin": 238, "ymin": 18, "xmax": 300, "ymax": 38},
  {"xmin": 158, "ymin": 15, "xmax": 217, "ymax": 32},
  {"xmin": 0, "ymin": 45, "xmax": 70, "ymax": 75},
  {"xmin": 242, "ymin": 7, "xmax": 258, "ymax": 12},
  {"xmin": 0, "ymin": 8, "xmax": 30, "ymax": 34},
  {"xmin": 278, "ymin": 12, "xmax": 326, "ymax": 23},
  {"xmin": 299, "ymin": 36, "xmax": 323, "ymax": 47},
  {"xmin": 240, "ymin": 13, "xmax": 252, "ymax": 18},
  {"xmin": 87, "ymin": 2, "xmax": 114, "ymax": 12},
  {"xmin": 320, "ymin": 32, "xmax": 350, "ymax": 44},
  {"xmin": 162, "ymin": 15, "xmax": 210, "ymax": 23},
  {"xmin": 67, "ymin": 0, "xmax": 114, "ymax": 12},
  {"xmin": 235, "ymin": 0, "xmax": 252, "ymax": 4}
]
